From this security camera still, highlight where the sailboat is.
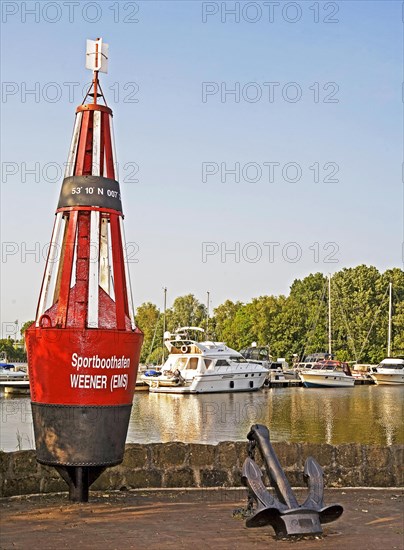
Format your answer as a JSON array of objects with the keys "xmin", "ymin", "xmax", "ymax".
[
  {"xmin": 299, "ymin": 275, "xmax": 355, "ymax": 388},
  {"xmin": 371, "ymin": 283, "xmax": 404, "ymax": 385}
]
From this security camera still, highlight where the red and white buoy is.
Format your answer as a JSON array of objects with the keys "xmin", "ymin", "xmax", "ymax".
[{"xmin": 26, "ymin": 39, "xmax": 143, "ymax": 501}]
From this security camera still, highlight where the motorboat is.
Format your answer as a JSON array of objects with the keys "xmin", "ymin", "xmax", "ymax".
[
  {"xmin": 283, "ymin": 352, "xmax": 334, "ymax": 382},
  {"xmin": 294, "ymin": 353, "xmax": 334, "ymax": 371},
  {"xmin": 299, "ymin": 360, "xmax": 355, "ymax": 388},
  {"xmin": 0, "ymin": 362, "xmax": 30, "ymax": 394},
  {"xmin": 369, "ymin": 285, "xmax": 404, "ymax": 385},
  {"xmin": 142, "ymin": 327, "xmax": 268, "ymax": 394},
  {"xmin": 240, "ymin": 344, "xmax": 283, "ymax": 384},
  {"xmin": 239, "ymin": 344, "xmax": 298, "ymax": 385},
  {"xmin": 351, "ymin": 363, "xmax": 375, "ymax": 383},
  {"xmin": 370, "ymin": 358, "xmax": 404, "ymax": 385}
]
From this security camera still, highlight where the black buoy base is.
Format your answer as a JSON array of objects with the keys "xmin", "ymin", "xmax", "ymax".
[{"xmin": 55, "ymin": 466, "xmax": 106, "ymax": 502}]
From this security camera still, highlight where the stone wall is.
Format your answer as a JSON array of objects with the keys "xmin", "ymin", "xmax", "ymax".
[{"xmin": 0, "ymin": 442, "xmax": 402, "ymax": 498}]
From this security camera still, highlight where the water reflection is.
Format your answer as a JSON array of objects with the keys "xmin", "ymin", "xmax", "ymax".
[
  {"xmin": 1, "ymin": 386, "xmax": 403, "ymax": 452},
  {"xmin": 372, "ymin": 388, "xmax": 402, "ymax": 446},
  {"xmin": 127, "ymin": 386, "xmax": 403, "ymax": 446},
  {"xmin": 0, "ymin": 396, "xmax": 34, "ymax": 452}
]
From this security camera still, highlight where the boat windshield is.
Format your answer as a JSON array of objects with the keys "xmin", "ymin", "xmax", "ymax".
[
  {"xmin": 378, "ymin": 363, "xmax": 404, "ymax": 370},
  {"xmin": 241, "ymin": 347, "xmax": 269, "ymax": 361}
]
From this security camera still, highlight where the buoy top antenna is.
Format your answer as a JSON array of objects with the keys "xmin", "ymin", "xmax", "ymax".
[
  {"xmin": 84, "ymin": 38, "xmax": 109, "ymax": 105},
  {"xmin": 86, "ymin": 38, "xmax": 109, "ymax": 73}
]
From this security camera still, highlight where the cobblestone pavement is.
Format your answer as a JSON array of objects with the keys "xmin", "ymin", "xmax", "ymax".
[{"xmin": 0, "ymin": 489, "xmax": 403, "ymax": 550}]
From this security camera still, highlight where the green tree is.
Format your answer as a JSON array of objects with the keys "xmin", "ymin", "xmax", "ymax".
[
  {"xmin": 167, "ymin": 294, "xmax": 206, "ymax": 333},
  {"xmin": 133, "ymin": 265, "xmax": 403, "ymax": 365},
  {"xmin": 0, "ymin": 339, "xmax": 16, "ymax": 361},
  {"xmin": 277, "ymin": 273, "xmax": 328, "ymax": 361},
  {"xmin": 135, "ymin": 302, "xmax": 161, "ymax": 363},
  {"xmin": 20, "ymin": 320, "xmax": 35, "ymax": 338},
  {"xmin": 381, "ymin": 268, "xmax": 404, "ymax": 357},
  {"xmin": 212, "ymin": 300, "xmax": 243, "ymax": 346},
  {"xmin": 332, "ymin": 265, "xmax": 388, "ymax": 362},
  {"xmin": 0, "ymin": 339, "xmax": 27, "ymax": 362}
]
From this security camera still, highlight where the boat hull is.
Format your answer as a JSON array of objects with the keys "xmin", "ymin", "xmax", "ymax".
[
  {"xmin": 147, "ymin": 372, "xmax": 266, "ymax": 394},
  {"xmin": 300, "ymin": 372, "xmax": 355, "ymax": 388},
  {"xmin": 370, "ymin": 373, "xmax": 404, "ymax": 385}
]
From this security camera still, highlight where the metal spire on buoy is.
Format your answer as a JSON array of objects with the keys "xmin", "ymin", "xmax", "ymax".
[{"xmin": 26, "ymin": 39, "xmax": 143, "ymax": 502}]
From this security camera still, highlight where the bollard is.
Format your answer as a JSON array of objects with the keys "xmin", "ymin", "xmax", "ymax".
[{"xmin": 25, "ymin": 39, "xmax": 143, "ymax": 502}]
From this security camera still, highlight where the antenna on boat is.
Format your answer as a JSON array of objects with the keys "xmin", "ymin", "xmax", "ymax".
[
  {"xmin": 387, "ymin": 282, "xmax": 392, "ymax": 356},
  {"xmin": 328, "ymin": 274, "xmax": 332, "ymax": 356}
]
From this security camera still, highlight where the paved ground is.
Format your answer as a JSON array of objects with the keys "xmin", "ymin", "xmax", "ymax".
[{"xmin": 0, "ymin": 488, "xmax": 403, "ymax": 550}]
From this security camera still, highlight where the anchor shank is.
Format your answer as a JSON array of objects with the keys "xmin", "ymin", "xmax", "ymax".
[{"xmin": 248, "ymin": 425, "xmax": 299, "ymax": 509}]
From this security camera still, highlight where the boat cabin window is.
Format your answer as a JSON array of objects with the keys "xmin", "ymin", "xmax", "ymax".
[
  {"xmin": 204, "ymin": 359, "xmax": 213, "ymax": 369},
  {"xmin": 174, "ymin": 357, "xmax": 188, "ymax": 370},
  {"xmin": 216, "ymin": 359, "xmax": 230, "ymax": 366},
  {"xmin": 186, "ymin": 358, "xmax": 199, "ymax": 370},
  {"xmin": 230, "ymin": 356, "xmax": 247, "ymax": 363}
]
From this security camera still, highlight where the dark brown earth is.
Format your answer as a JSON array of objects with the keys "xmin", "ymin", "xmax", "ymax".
[{"xmin": 0, "ymin": 488, "xmax": 403, "ymax": 550}]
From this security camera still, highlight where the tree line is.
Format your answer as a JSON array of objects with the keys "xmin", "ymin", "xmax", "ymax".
[
  {"xmin": 3, "ymin": 265, "xmax": 402, "ymax": 365},
  {"xmin": 135, "ymin": 265, "xmax": 404, "ymax": 365}
]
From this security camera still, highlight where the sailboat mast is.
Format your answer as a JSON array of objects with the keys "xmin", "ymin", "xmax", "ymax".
[
  {"xmin": 387, "ymin": 282, "xmax": 392, "ymax": 356},
  {"xmin": 206, "ymin": 291, "xmax": 210, "ymax": 339},
  {"xmin": 328, "ymin": 274, "xmax": 332, "ymax": 356},
  {"xmin": 162, "ymin": 286, "xmax": 167, "ymax": 363}
]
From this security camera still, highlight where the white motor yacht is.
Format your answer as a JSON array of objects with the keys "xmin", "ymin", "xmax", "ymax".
[
  {"xmin": 299, "ymin": 360, "xmax": 355, "ymax": 388},
  {"xmin": 142, "ymin": 327, "xmax": 268, "ymax": 394},
  {"xmin": 370, "ymin": 358, "xmax": 404, "ymax": 385}
]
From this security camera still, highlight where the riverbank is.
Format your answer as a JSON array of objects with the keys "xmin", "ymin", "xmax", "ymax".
[
  {"xmin": 1, "ymin": 488, "xmax": 402, "ymax": 549},
  {"xmin": 1, "ymin": 441, "xmax": 402, "ymax": 498}
]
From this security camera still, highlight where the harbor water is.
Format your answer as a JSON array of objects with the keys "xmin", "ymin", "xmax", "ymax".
[{"xmin": 0, "ymin": 385, "xmax": 403, "ymax": 452}]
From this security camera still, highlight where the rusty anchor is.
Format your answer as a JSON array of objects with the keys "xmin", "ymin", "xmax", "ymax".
[{"xmin": 241, "ymin": 424, "xmax": 343, "ymax": 537}]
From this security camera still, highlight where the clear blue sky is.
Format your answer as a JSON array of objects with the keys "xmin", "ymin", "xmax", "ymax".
[{"xmin": 1, "ymin": 1, "xmax": 402, "ymax": 336}]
